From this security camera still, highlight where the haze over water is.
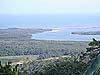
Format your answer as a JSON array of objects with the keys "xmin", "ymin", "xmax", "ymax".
[
  {"xmin": 0, "ymin": 14, "xmax": 99, "ymax": 41},
  {"xmin": 0, "ymin": 14, "xmax": 99, "ymax": 28}
]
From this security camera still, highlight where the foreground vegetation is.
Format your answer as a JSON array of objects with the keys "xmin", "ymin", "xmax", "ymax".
[
  {"xmin": 0, "ymin": 62, "xmax": 19, "ymax": 75},
  {"xmin": 20, "ymin": 57, "xmax": 88, "ymax": 75},
  {"xmin": 1, "ymin": 39, "xmax": 100, "ymax": 75},
  {"xmin": 0, "ymin": 55, "xmax": 39, "ymax": 65},
  {"xmin": 19, "ymin": 39, "xmax": 100, "ymax": 75},
  {"xmin": 82, "ymin": 38, "xmax": 100, "ymax": 75}
]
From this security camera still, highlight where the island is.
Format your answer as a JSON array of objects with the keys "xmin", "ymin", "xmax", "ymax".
[
  {"xmin": 0, "ymin": 28, "xmax": 52, "ymax": 40},
  {"xmin": 71, "ymin": 31, "xmax": 100, "ymax": 35}
]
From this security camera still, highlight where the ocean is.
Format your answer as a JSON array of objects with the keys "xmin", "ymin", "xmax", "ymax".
[{"xmin": 0, "ymin": 14, "xmax": 100, "ymax": 41}]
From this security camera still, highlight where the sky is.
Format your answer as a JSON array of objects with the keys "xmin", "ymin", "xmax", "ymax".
[{"xmin": 0, "ymin": 0, "xmax": 100, "ymax": 15}]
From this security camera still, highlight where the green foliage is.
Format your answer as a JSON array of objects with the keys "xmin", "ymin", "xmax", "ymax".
[
  {"xmin": 21, "ymin": 58, "xmax": 88, "ymax": 75},
  {"xmin": 43, "ymin": 60, "xmax": 88, "ymax": 75},
  {"xmin": 0, "ymin": 61, "xmax": 19, "ymax": 75},
  {"xmin": 0, "ymin": 39, "xmax": 87, "ymax": 57},
  {"xmin": 80, "ymin": 38, "xmax": 100, "ymax": 64},
  {"xmin": 95, "ymin": 68, "xmax": 100, "ymax": 75},
  {"xmin": 83, "ymin": 39, "xmax": 100, "ymax": 75},
  {"xmin": 89, "ymin": 38, "xmax": 100, "ymax": 46}
]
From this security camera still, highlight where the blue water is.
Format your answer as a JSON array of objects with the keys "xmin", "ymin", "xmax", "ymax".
[
  {"xmin": 0, "ymin": 15, "xmax": 100, "ymax": 41},
  {"xmin": 32, "ymin": 27, "xmax": 100, "ymax": 41},
  {"xmin": 0, "ymin": 14, "xmax": 99, "ymax": 28}
]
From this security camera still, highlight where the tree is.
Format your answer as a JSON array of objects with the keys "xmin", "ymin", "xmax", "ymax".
[
  {"xmin": 0, "ymin": 61, "xmax": 19, "ymax": 75},
  {"xmin": 95, "ymin": 67, "xmax": 100, "ymax": 75},
  {"xmin": 82, "ymin": 39, "xmax": 100, "ymax": 75}
]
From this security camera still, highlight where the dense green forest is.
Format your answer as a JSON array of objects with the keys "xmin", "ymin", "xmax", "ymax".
[
  {"xmin": 0, "ymin": 39, "xmax": 88, "ymax": 58},
  {"xmin": 0, "ymin": 62, "xmax": 19, "ymax": 75},
  {"xmin": 19, "ymin": 39, "xmax": 100, "ymax": 75},
  {"xmin": 0, "ymin": 39, "xmax": 100, "ymax": 75}
]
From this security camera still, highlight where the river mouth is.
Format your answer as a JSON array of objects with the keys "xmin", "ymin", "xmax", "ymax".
[{"xmin": 31, "ymin": 27, "xmax": 100, "ymax": 41}]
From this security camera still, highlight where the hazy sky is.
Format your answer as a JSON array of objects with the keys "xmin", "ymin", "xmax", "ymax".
[{"xmin": 0, "ymin": 0, "xmax": 99, "ymax": 15}]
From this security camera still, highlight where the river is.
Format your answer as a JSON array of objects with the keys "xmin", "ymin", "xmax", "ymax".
[{"xmin": 32, "ymin": 26, "xmax": 100, "ymax": 41}]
